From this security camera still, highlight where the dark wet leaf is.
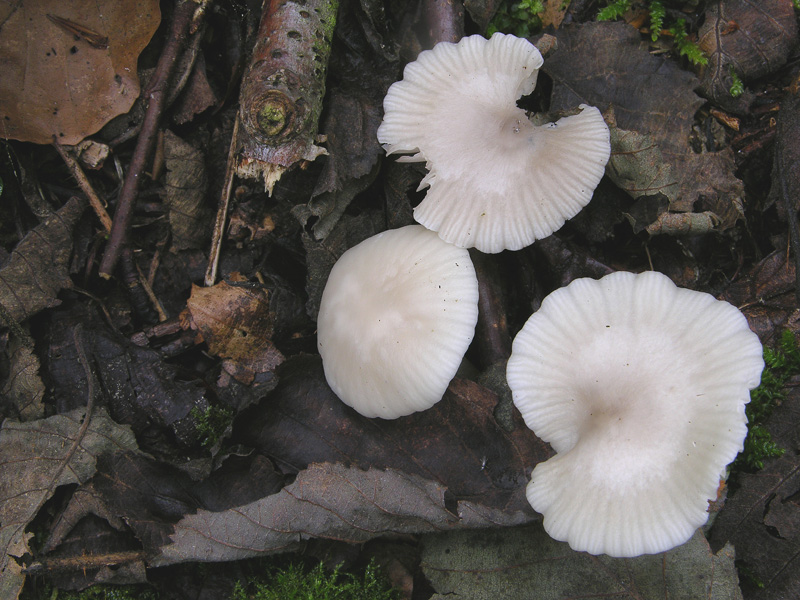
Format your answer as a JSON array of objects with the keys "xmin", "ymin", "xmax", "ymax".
[
  {"xmin": 43, "ymin": 309, "xmax": 208, "ymax": 449},
  {"xmin": 164, "ymin": 130, "xmax": 212, "ymax": 251},
  {"xmin": 0, "ymin": 408, "xmax": 137, "ymax": 597},
  {"xmin": 719, "ymin": 251, "xmax": 798, "ymax": 345},
  {"xmin": 291, "ymin": 0, "xmax": 399, "ymax": 239},
  {"xmin": 0, "ymin": 0, "xmax": 160, "ymax": 144},
  {"xmin": 544, "ymin": 22, "xmax": 744, "ymax": 232},
  {"xmin": 43, "ymin": 452, "xmax": 282, "ymax": 558},
  {"xmin": 0, "ymin": 196, "xmax": 85, "ymax": 324},
  {"xmin": 708, "ymin": 385, "xmax": 800, "ymax": 599},
  {"xmin": 156, "ymin": 460, "xmax": 533, "ymax": 565},
  {"xmin": 698, "ymin": 0, "xmax": 798, "ymax": 114},
  {"xmin": 187, "ymin": 281, "xmax": 285, "ymax": 385},
  {"xmin": 422, "ymin": 525, "xmax": 742, "ymax": 600},
  {"xmin": 769, "ymin": 94, "xmax": 800, "ymax": 215},
  {"xmin": 0, "ymin": 335, "xmax": 45, "ymax": 421},
  {"xmin": 234, "ymin": 354, "xmax": 550, "ymax": 515}
]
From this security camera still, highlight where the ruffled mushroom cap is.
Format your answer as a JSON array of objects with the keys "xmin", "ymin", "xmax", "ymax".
[
  {"xmin": 377, "ymin": 33, "xmax": 610, "ymax": 254},
  {"xmin": 506, "ymin": 271, "xmax": 764, "ymax": 557},
  {"xmin": 317, "ymin": 225, "xmax": 479, "ymax": 419}
]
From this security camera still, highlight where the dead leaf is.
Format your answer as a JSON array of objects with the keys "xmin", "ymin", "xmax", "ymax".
[
  {"xmin": 769, "ymin": 94, "xmax": 800, "ymax": 216},
  {"xmin": 43, "ymin": 309, "xmax": 208, "ymax": 449},
  {"xmin": 720, "ymin": 251, "xmax": 798, "ymax": 345},
  {"xmin": 155, "ymin": 461, "xmax": 533, "ymax": 566},
  {"xmin": 540, "ymin": 0, "xmax": 570, "ymax": 29},
  {"xmin": 0, "ymin": 408, "xmax": 137, "ymax": 598},
  {"xmin": 187, "ymin": 281, "xmax": 285, "ymax": 385},
  {"xmin": 43, "ymin": 452, "xmax": 283, "ymax": 559},
  {"xmin": 234, "ymin": 354, "xmax": 551, "ymax": 516},
  {"xmin": 164, "ymin": 130, "xmax": 212, "ymax": 251},
  {"xmin": 698, "ymin": 0, "xmax": 798, "ymax": 114},
  {"xmin": 543, "ymin": 22, "xmax": 744, "ymax": 232},
  {"xmin": 421, "ymin": 525, "xmax": 742, "ymax": 600},
  {"xmin": 0, "ymin": 0, "xmax": 161, "ymax": 144},
  {"xmin": 0, "ymin": 196, "xmax": 85, "ymax": 324},
  {"xmin": 708, "ymin": 384, "xmax": 800, "ymax": 599},
  {"xmin": 0, "ymin": 335, "xmax": 45, "ymax": 421},
  {"xmin": 607, "ymin": 125, "xmax": 678, "ymax": 206}
]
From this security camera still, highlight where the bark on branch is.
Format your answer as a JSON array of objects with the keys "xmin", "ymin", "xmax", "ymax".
[{"xmin": 236, "ymin": 0, "xmax": 339, "ymax": 193}]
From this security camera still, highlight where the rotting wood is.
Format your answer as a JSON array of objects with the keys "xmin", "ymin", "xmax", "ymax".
[{"xmin": 236, "ymin": 0, "xmax": 339, "ymax": 193}]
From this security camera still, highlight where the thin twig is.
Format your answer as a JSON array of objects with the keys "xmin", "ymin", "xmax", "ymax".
[
  {"xmin": 51, "ymin": 140, "xmax": 113, "ymax": 233},
  {"xmin": 98, "ymin": 0, "xmax": 199, "ymax": 278},
  {"xmin": 205, "ymin": 116, "xmax": 240, "ymax": 286}
]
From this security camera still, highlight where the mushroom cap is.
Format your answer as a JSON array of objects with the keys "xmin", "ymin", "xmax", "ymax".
[
  {"xmin": 377, "ymin": 33, "xmax": 610, "ymax": 254},
  {"xmin": 317, "ymin": 225, "xmax": 479, "ymax": 419},
  {"xmin": 506, "ymin": 271, "xmax": 764, "ymax": 557}
]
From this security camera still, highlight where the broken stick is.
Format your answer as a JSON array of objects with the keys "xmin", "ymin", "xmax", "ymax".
[{"xmin": 236, "ymin": 0, "xmax": 338, "ymax": 193}]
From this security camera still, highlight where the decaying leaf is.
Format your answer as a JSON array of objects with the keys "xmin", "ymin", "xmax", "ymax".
[
  {"xmin": 0, "ymin": 0, "xmax": 161, "ymax": 144},
  {"xmin": 156, "ymin": 461, "xmax": 532, "ymax": 566},
  {"xmin": 421, "ymin": 525, "xmax": 742, "ymax": 600},
  {"xmin": 43, "ymin": 452, "xmax": 283, "ymax": 559},
  {"xmin": 164, "ymin": 130, "xmax": 212, "ymax": 251},
  {"xmin": 769, "ymin": 94, "xmax": 800, "ymax": 216},
  {"xmin": 0, "ymin": 335, "xmax": 45, "ymax": 421},
  {"xmin": 187, "ymin": 281, "xmax": 285, "ymax": 385},
  {"xmin": 708, "ymin": 384, "xmax": 800, "ymax": 599},
  {"xmin": 0, "ymin": 196, "xmax": 85, "ymax": 325},
  {"xmin": 720, "ymin": 251, "xmax": 798, "ymax": 344},
  {"xmin": 698, "ymin": 0, "xmax": 798, "ymax": 114},
  {"xmin": 44, "ymin": 309, "xmax": 208, "ymax": 449},
  {"xmin": 544, "ymin": 22, "xmax": 744, "ymax": 232},
  {"xmin": 0, "ymin": 408, "xmax": 137, "ymax": 598},
  {"xmin": 234, "ymin": 355, "xmax": 551, "ymax": 515}
]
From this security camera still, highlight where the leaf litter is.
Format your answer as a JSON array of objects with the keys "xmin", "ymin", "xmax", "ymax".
[{"xmin": 0, "ymin": 0, "xmax": 799, "ymax": 598}]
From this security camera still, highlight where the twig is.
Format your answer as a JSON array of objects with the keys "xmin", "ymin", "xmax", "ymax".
[
  {"xmin": 422, "ymin": 0, "xmax": 464, "ymax": 46},
  {"xmin": 774, "ymin": 95, "xmax": 800, "ymax": 303},
  {"xmin": 51, "ymin": 140, "xmax": 113, "ymax": 233},
  {"xmin": 99, "ymin": 0, "xmax": 199, "ymax": 278},
  {"xmin": 205, "ymin": 116, "xmax": 240, "ymax": 286}
]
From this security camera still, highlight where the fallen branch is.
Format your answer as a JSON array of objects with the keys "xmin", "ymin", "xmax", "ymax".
[{"xmin": 236, "ymin": 0, "xmax": 338, "ymax": 193}]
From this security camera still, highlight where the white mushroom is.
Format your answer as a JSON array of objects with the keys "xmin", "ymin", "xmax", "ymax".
[
  {"xmin": 506, "ymin": 270, "xmax": 764, "ymax": 557},
  {"xmin": 377, "ymin": 33, "xmax": 610, "ymax": 254},
  {"xmin": 317, "ymin": 225, "xmax": 479, "ymax": 419}
]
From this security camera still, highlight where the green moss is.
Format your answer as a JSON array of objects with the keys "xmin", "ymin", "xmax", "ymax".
[
  {"xmin": 728, "ymin": 67, "xmax": 744, "ymax": 97},
  {"xmin": 35, "ymin": 584, "xmax": 158, "ymax": 600},
  {"xmin": 648, "ymin": 0, "xmax": 665, "ymax": 41},
  {"xmin": 735, "ymin": 330, "xmax": 800, "ymax": 471},
  {"xmin": 487, "ymin": 0, "xmax": 545, "ymax": 37},
  {"xmin": 231, "ymin": 561, "xmax": 399, "ymax": 600},
  {"xmin": 668, "ymin": 18, "xmax": 708, "ymax": 66},
  {"xmin": 191, "ymin": 404, "xmax": 234, "ymax": 449},
  {"xmin": 597, "ymin": 0, "xmax": 631, "ymax": 22}
]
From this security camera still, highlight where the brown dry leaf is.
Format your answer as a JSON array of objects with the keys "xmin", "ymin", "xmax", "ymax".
[
  {"xmin": 155, "ymin": 461, "xmax": 528, "ymax": 566},
  {"xmin": 0, "ymin": 196, "xmax": 85, "ymax": 324},
  {"xmin": 0, "ymin": 335, "xmax": 45, "ymax": 421},
  {"xmin": 698, "ymin": 0, "xmax": 798, "ymax": 114},
  {"xmin": 187, "ymin": 281, "xmax": 285, "ymax": 385},
  {"xmin": 544, "ymin": 22, "xmax": 744, "ymax": 232},
  {"xmin": 540, "ymin": 0, "xmax": 570, "ymax": 29},
  {"xmin": 0, "ymin": 408, "xmax": 137, "ymax": 598},
  {"xmin": 234, "ymin": 355, "xmax": 550, "ymax": 516},
  {"xmin": 164, "ymin": 130, "xmax": 212, "ymax": 251},
  {"xmin": 0, "ymin": 0, "xmax": 161, "ymax": 144}
]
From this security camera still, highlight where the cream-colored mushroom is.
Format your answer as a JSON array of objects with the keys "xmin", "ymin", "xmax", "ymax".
[
  {"xmin": 377, "ymin": 33, "xmax": 610, "ymax": 253},
  {"xmin": 317, "ymin": 225, "xmax": 479, "ymax": 419},
  {"xmin": 506, "ymin": 270, "xmax": 763, "ymax": 557}
]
